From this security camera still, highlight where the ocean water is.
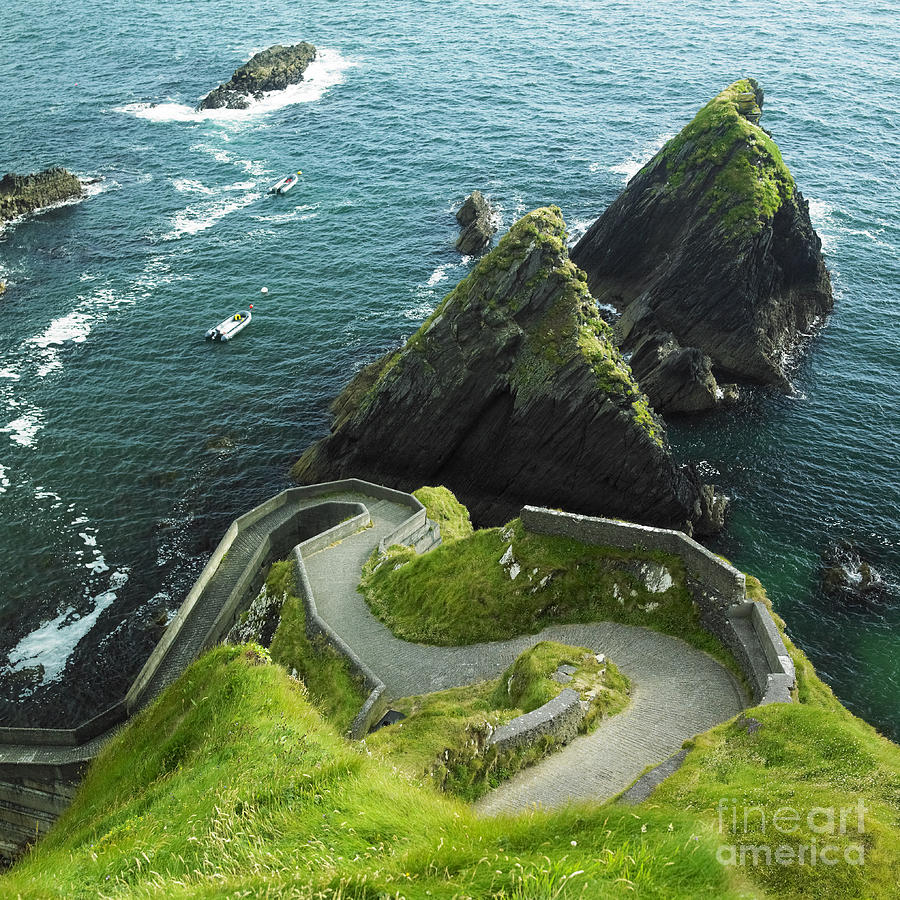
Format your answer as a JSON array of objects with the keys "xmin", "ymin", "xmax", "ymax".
[{"xmin": 0, "ymin": 0, "xmax": 898, "ymax": 736}]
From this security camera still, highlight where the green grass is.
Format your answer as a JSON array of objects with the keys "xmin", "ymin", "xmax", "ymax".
[
  {"xmin": 3, "ymin": 646, "xmax": 743, "ymax": 899},
  {"xmin": 3, "ymin": 566, "xmax": 897, "ymax": 898},
  {"xmin": 360, "ymin": 517, "xmax": 740, "ymax": 678},
  {"xmin": 265, "ymin": 559, "xmax": 367, "ymax": 733},
  {"xmin": 628, "ymin": 573, "xmax": 900, "ymax": 899},
  {"xmin": 652, "ymin": 78, "xmax": 796, "ymax": 240},
  {"xmin": 412, "ymin": 485, "xmax": 473, "ymax": 542},
  {"xmin": 365, "ymin": 641, "xmax": 631, "ymax": 801}
]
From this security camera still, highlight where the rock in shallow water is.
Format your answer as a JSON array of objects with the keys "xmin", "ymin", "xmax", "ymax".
[
  {"xmin": 455, "ymin": 190, "xmax": 496, "ymax": 255},
  {"xmin": 821, "ymin": 543, "xmax": 892, "ymax": 605},
  {"xmin": 198, "ymin": 42, "xmax": 317, "ymax": 110},
  {"xmin": 0, "ymin": 167, "xmax": 83, "ymax": 224}
]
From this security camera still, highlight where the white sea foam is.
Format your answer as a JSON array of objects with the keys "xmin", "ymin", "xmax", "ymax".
[
  {"xmin": 162, "ymin": 190, "xmax": 262, "ymax": 240},
  {"xmin": 5, "ymin": 569, "xmax": 129, "ymax": 684},
  {"xmin": 808, "ymin": 198, "xmax": 838, "ymax": 254},
  {"xmin": 0, "ymin": 463, "xmax": 9, "ymax": 495},
  {"xmin": 172, "ymin": 177, "xmax": 216, "ymax": 195},
  {"xmin": 1, "ymin": 410, "xmax": 43, "ymax": 447},
  {"xmin": 117, "ymin": 48, "xmax": 353, "ymax": 125},
  {"xmin": 567, "ymin": 217, "xmax": 597, "ymax": 246},
  {"xmin": 251, "ymin": 202, "xmax": 319, "ymax": 224},
  {"xmin": 27, "ymin": 287, "xmax": 116, "ymax": 379},
  {"xmin": 609, "ymin": 132, "xmax": 675, "ymax": 183},
  {"xmin": 0, "ymin": 258, "xmax": 179, "ymax": 459},
  {"xmin": 427, "ymin": 263, "xmax": 455, "ymax": 287}
]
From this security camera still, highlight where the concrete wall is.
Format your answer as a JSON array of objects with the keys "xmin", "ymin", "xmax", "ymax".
[
  {"xmin": 520, "ymin": 506, "xmax": 746, "ymax": 602},
  {"xmin": 291, "ymin": 546, "xmax": 387, "ymax": 740},
  {"xmin": 520, "ymin": 506, "xmax": 795, "ymax": 706},
  {"xmin": 489, "ymin": 689, "xmax": 584, "ymax": 752}
]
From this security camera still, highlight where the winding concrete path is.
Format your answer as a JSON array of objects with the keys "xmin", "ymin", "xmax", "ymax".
[{"xmin": 301, "ymin": 495, "xmax": 746, "ymax": 813}]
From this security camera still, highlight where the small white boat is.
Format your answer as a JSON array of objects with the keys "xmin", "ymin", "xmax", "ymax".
[
  {"xmin": 269, "ymin": 170, "xmax": 302, "ymax": 195},
  {"xmin": 205, "ymin": 308, "xmax": 252, "ymax": 342}
]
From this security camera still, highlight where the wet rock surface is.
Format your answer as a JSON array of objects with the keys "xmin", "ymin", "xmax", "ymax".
[
  {"xmin": 455, "ymin": 190, "xmax": 496, "ymax": 255},
  {"xmin": 0, "ymin": 168, "xmax": 83, "ymax": 224}
]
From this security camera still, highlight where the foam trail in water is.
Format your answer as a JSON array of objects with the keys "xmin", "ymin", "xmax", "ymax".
[
  {"xmin": 116, "ymin": 48, "xmax": 353, "ymax": 125},
  {"xmin": 4, "ymin": 569, "xmax": 129, "ymax": 685},
  {"xmin": 608, "ymin": 132, "xmax": 675, "ymax": 183},
  {"xmin": 163, "ymin": 190, "xmax": 262, "ymax": 240},
  {"xmin": 808, "ymin": 198, "xmax": 838, "ymax": 254}
]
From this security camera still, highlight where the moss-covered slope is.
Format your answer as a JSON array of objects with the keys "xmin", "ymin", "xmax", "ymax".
[
  {"xmin": 294, "ymin": 207, "xmax": 720, "ymax": 532},
  {"xmin": 572, "ymin": 79, "xmax": 833, "ymax": 397}
]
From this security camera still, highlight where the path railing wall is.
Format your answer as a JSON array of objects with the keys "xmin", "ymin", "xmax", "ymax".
[{"xmin": 520, "ymin": 506, "xmax": 795, "ymax": 705}]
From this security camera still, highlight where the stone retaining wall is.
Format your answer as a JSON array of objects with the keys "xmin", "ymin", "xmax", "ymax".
[
  {"xmin": 489, "ymin": 688, "xmax": 584, "ymax": 751},
  {"xmin": 287, "ymin": 492, "xmax": 433, "ymax": 740},
  {"xmin": 520, "ymin": 506, "xmax": 794, "ymax": 706}
]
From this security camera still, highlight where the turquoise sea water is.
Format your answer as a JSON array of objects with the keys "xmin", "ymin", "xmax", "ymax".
[{"xmin": 1, "ymin": 0, "xmax": 898, "ymax": 735}]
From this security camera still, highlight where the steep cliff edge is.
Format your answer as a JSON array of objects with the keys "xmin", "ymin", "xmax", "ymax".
[
  {"xmin": 572, "ymin": 79, "xmax": 832, "ymax": 410},
  {"xmin": 293, "ymin": 207, "xmax": 723, "ymax": 533},
  {"xmin": 0, "ymin": 168, "xmax": 83, "ymax": 224},
  {"xmin": 199, "ymin": 43, "xmax": 317, "ymax": 110}
]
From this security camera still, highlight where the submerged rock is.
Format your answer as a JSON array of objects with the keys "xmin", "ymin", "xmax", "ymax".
[
  {"xmin": 199, "ymin": 42, "xmax": 317, "ymax": 110},
  {"xmin": 822, "ymin": 543, "xmax": 891, "ymax": 605},
  {"xmin": 572, "ymin": 79, "xmax": 832, "ymax": 411},
  {"xmin": 293, "ymin": 206, "xmax": 723, "ymax": 533},
  {"xmin": 455, "ymin": 190, "xmax": 496, "ymax": 255},
  {"xmin": 0, "ymin": 167, "xmax": 83, "ymax": 224}
]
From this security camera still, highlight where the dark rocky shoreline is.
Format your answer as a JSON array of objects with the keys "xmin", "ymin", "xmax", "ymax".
[{"xmin": 293, "ymin": 206, "xmax": 725, "ymax": 535}]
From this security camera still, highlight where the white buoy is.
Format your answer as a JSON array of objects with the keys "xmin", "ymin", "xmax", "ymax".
[{"xmin": 260, "ymin": 286, "xmax": 269, "ymax": 294}]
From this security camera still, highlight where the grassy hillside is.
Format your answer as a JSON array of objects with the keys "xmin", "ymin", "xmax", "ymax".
[
  {"xmin": 266, "ymin": 559, "xmax": 366, "ymax": 733},
  {"xmin": 359, "ymin": 516, "xmax": 740, "ymax": 678},
  {"xmin": 4, "ymin": 503, "xmax": 898, "ymax": 898},
  {"xmin": 3, "ymin": 646, "xmax": 742, "ymax": 899}
]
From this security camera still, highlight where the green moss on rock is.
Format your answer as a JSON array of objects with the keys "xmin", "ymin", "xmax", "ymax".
[{"xmin": 653, "ymin": 78, "xmax": 795, "ymax": 240}]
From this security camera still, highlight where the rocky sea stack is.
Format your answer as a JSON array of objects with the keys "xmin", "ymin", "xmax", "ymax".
[
  {"xmin": 294, "ymin": 207, "xmax": 723, "ymax": 533},
  {"xmin": 0, "ymin": 167, "xmax": 82, "ymax": 224},
  {"xmin": 456, "ymin": 190, "xmax": 496, "ymax": 255},
  {"xmin": 199, "ymin": 42, "xmax": 317, "ymax": 110},
  {"xmin": 572, "ymin": 79, "xmax": 832, "ymax": 412}
]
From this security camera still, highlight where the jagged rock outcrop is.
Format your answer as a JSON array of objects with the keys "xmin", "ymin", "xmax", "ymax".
[
  {"xmin": 199, "ymin": 42, "xmax": 317, "ymax": 110},
  {"xmin": 0, "ymin": 168, "xmax": 82, "ymax": 224},
  {"xmin": 294, "ymin": 207, "xmax": 723, "ymax": 533},
  {"xmin": 572, "ymin": 79, "xmax": 832, "ymax": 411},
  {"xmin": 456, "ymin": 190, "xmax": 496, "ymax": 255}
]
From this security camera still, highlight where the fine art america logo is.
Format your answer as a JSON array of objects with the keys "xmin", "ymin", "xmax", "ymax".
[{"xmin": 717, "ymin": 799, "xmax": 868, "ymax": 867}]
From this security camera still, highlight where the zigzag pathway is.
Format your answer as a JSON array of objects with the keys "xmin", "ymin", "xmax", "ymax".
[{"xmin": 302, "ymin": 496, "xmax": 746, "ymax": 814}]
